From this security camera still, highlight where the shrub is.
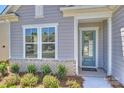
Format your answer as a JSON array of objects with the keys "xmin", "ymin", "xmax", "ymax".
[
  {"xmin": 0, "ymin": 83, "xmax": 7, "ymax": 88},
  {"xmin": 0, "ymin": 60, "xmax": 9, "ymax": 65},
  {"xmin": 43, "ymin": 75, "xmax": 60, "ymax": 88},
  {"xmin": 8, "ymin": 85, "xmax": 16, "ymax": 88},
  {"xmin": 57, "ymin": 64, "xmax": 67, "ymax": 80},
  {"xmin": 0, "ymin": 63, "xmax": 7, "ymax": 76},
  {"xmin": 66, "ymin": 80, "xmax": 81, "ymax": 88},
  {"xmin": 41, "ymin": 64, "xmax": 51, "ymax": 75},
  {"xmin": 27, "ymin": 64, "xmax": 37, "ymax": 74},
  {"xmin": 0, "ymin": 73, "xmax": 2, "ymax": 81},
  {"xmin": 4, "ymin": 74, "xmax": 20, "ymax": 87},
  {"xmin": 20, "ymin": 73, "xmax": 38, "ymax": 87},
  {"xmin": 10, "ymin": 64, "xmax": 20, "ymax": 74}
]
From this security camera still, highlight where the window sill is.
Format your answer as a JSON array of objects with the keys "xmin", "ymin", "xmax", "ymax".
[{"xmin": 23, "ymin": 58, "xmax": 57, "ymax": 60}]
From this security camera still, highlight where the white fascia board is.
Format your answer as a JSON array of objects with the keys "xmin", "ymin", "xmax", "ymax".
[
  {"xmin": 74, "ymin": 11, "xmax": 112, "ymax": 20},
  {"xmin": 60, "ymin": 5, "xmax": 107, "ymax": 11}
]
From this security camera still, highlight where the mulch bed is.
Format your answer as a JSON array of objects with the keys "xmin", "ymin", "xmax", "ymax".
[
  {"xmin": 0, "ymin": 72, "xmax": 84, "ymax": 88},
  {"xmin": 59, "ymin": 76, "xmax": 84, "ymax": 88},
  {"xmin": 107, "ymin": 76, "xmax": 124, "ymax": 88},
  {"xmin": 19, "ymin": 72, "xmax": 84, "ymax": 87}
]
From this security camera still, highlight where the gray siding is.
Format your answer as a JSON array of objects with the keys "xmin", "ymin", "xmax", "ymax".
[
  {"xmin": 10, "ymin": 5, "xmax": 74, "ymax": 59},
  {"xmin": 112, "ymin": 6, "xmax": 124, "ymax": 85},
  {"xmin": 103, "ymin": 20, "xmax": 108, "ymax": 72}
]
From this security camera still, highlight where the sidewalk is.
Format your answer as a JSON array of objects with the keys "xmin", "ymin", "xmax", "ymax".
[{"xmin": 83, "ymin": 76, "xmax": 112, "ymax": 88}]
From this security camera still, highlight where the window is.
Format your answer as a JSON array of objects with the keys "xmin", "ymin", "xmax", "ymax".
[
  {"xmin": 35, "ymin": 5, "xmax": 43, "ymax": 18},
  {"xmin": 42, "ymin": 27, "xmax": 55, "ymax": 58},
  {"xmin": 121, "ymin": 28, "xmax": 124, "ymax": 56},
  {"xmin": 23, "ymin": 24, "xmax": 58, "ymax": 59},
  {"xmin": 25, "ymin": 28, "xmax": 38, "ymax": 58}
]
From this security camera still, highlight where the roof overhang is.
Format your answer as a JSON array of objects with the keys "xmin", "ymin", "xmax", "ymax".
[
  {"xmin": 0, "ymin": 13, "xmax": 19, "ymax": 22},
  {"xmin": 60, "ymin": 5, "xmax": 120, "ymax": 17},
  {"xmin": 1, "ymin": 5, "xmax": 21, "ymax": 15}
]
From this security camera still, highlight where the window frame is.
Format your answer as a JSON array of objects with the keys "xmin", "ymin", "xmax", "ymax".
[{"xmin": 23, "ymin": 23, "xmax": 58, "ymax": 60}]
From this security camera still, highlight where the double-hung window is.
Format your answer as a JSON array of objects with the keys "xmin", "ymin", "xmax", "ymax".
[
  {"xmin": 42, "ymin": 27, "xmax": 56, "ymax": 58},
  {"xmin": 25, "ymin": 28, "xmax": 38, "ymax": 58},
  {"xmin": 23, "ymin": 24, "xmax": 58, "ymax": 59}
]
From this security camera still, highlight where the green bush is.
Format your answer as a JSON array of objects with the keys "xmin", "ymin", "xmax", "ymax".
[
  {"xmin": 66, "ymin": 80, "xmax": 81, "ymax": 88},
  {"xmin": 8, "ymin": 85, "xmax": 16, "ymax": 88},
  {"xmin": 0, "ymin": 63, "xmax": 7, "ymax": 76},
  {"xmin": 10, "ymin": 64, "xmax": 20, "ymax": 74},
  {"xmin": 27, "ymin": 64, "xmax": 37, "ymax": 74},
  {"xmin": 0, "ymin": 60, "xmax": 9, "ymax": 65},
  {"xmin": 57, "ymin": 64, "xmax": 67, "ymax": 80},
  {"xmin": 20, "ymin": 73, "xmax": 38, "ymax": 87},
  {"xmin": 43, "ymin": 75, "xmax": 60, "ymax": 88},
  {"xmin": 4, "ymin": 74, "xmax": 20, "ymax": 87},
  {"xmin": 41, "ymin": 64, "xmax": 51, "ymax": 75},
  {"xmin": 0, "ymin": 83, "xmax": 7, "ymax": 88},
  {"xmin": 0, "ymin": 73, "xmax": 2, "ymax": 81},
  {"xmin": 0, "ymin": 84, "xmax": 16, "ymax": 88}
]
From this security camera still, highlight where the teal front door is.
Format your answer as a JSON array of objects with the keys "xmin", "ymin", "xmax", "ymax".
[{"xmin": 81, "ymin": 31, "xmax": 96, "ymax": 68}]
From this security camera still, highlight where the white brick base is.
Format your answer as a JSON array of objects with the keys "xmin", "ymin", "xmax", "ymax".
[{"xmin": 9, "ymin": 59, "xmax": 76, "ymax": 76}]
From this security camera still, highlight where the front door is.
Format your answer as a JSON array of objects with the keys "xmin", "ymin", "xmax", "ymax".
[{"xmin": 80, "ymin": 29, "xmax": 97, "ymax": 68}]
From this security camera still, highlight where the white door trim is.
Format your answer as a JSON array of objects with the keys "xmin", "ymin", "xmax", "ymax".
[{"xmin": 79, "ymin": 27, "xmax": 99, "ymax": 69}]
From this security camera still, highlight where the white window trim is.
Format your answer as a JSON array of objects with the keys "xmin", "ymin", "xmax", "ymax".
[
  {"xmin": 120, "ymin": 27, "xmax": 124, "ymax": 57},
  {"xmin": 23, "ymin": 23, "xmax": 58, "ymax": 60},
  {"xmin": 35, "ymin": 5, "xmax": 44, "ymax": 18}
]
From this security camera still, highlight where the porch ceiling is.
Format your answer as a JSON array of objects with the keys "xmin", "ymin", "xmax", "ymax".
[{"xmin": 0, "ymin": 13, "xmax": 19, "ymax": 22}]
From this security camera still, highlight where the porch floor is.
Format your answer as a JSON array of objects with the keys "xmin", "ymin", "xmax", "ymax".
[
  {"xmin": 79, "ymin": 68, "xmax": 112, "ymax": 88},
  {"xmin": 79, "ymin": 68, "xmax": 106, "ymax": 77}
]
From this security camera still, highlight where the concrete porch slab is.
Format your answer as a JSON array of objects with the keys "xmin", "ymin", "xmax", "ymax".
[{"xmin": 79, "ymin": 68, "xmax": 106, "ymax": 77}]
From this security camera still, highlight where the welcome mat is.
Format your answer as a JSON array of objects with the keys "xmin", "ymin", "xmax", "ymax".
[{"xmin": 82, "ymin": 68, "xmax": 97, "ymax": 71}]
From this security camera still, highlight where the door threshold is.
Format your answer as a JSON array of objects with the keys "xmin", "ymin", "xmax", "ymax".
[{"xmin": 82, "ymin": 68, "xmax": 97, "ymax": 71}]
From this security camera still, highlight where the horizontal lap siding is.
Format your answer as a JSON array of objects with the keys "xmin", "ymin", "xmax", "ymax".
[
  {"xmin": 112, "ymin": 6, "xmax": 124, "ymax": 85},
  {"xmin": 10, "ymin": 5, "xmax": 74, "ymax": 59}
]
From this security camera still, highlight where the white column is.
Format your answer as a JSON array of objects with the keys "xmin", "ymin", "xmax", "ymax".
[
  {"xmin": 74, "ymin": 17, "xmax": 79, "ymax": 75},
  {"xmin": 107, "ymin": 17, "xmax": 112, "ymax": 76}
]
